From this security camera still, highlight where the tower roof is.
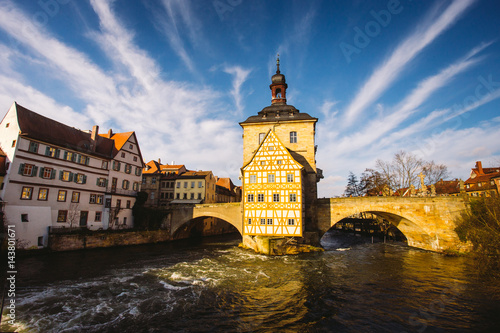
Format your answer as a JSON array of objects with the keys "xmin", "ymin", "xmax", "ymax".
[{"xmin": 240, "ymin": 57, "xmax": 317, "ymax": 125}]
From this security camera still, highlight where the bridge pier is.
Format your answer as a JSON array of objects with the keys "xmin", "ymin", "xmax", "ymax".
[{"xmin": 241, "ymin": 233, "xmax": 323, "ymax": 255}]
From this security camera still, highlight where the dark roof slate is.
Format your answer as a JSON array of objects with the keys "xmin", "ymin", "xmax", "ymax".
[
  {"xmin": 240, "ymin": 103, "xmax": 317, "ymax": 125},
  {"xmin": 15, "ymin": 102, "xmax": 114, "ymax": 159}
]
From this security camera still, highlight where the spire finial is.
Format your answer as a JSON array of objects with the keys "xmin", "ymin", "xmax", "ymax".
[{"xmin": 276, "ymin": 53, "xmax": 280, "ymax": 74}]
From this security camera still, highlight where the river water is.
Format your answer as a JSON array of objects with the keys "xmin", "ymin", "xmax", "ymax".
[{"xmin": 2, "ymin": 231, "xmax": 499, "ymax": 332}]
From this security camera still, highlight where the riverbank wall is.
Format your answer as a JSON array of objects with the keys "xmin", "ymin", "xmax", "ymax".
[
  {"xmin": 47, "ymin": 216, "xmax": 238, "ymax": 252},
  {"xmin": 48, "ymin": 229, "xmax": 172, "ymax": 251}
]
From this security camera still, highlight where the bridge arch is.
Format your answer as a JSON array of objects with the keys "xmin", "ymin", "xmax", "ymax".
[
  {"xmin": 316, "ymin": 197, "xmax": 468, "ymax": 252},
  {"xmin": 169, "ymin": 203, "xmax": 242, "ymax": 238},
  {"xmin": 326, "ymin": 209, "xmax": 435, "ymax": 249}
]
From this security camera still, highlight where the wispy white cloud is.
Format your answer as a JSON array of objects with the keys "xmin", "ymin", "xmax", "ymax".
[
  {"xmin": 153, "ymin": 0, "xmax": 206, "ymax": 74},
  {"xmin": 343, "ymin": 0, "xmax": 477, "ymax": 126},
  {"xmin": 0, "ymin": 0, "xmax": 243, "ymax": 181},
  {"xmin": 223, "ymin": 65, "xmax": 252, "ymax": 114},
  {"xmin": 332, "ymin": 42, "xmax": 486, "ymax": 157},
  {"xmin": 89, "ymin": 0, "xmax": 160, "ymax": 91}
]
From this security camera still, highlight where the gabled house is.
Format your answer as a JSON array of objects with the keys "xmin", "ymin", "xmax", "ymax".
[
  {"xmin": 0, "ymin": 102, "xmax": 144, "ymax": 248},
  {"xmin": 464, "ymin": 161, "xmax": 500, "ymax": 197},
  {"xmin": 172, "ymin": 171, "xmax": 216, "ymax": 204},
  {"xmin": 141, "ymin": 161, "xmax": 187, "ymax": 207},
  {"xmin": 241, "ymin": 129, "xmax": 304, "ymax": 237}
]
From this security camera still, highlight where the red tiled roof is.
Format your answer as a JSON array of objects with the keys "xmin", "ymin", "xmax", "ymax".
[
  {"xmin": 216, "ymin": 177, "xmax": 235, "ymax": 191},
  {"xmin": 464, "ymin": 162, "xmax": 500, "ymax": 193},
  {"xmin": 143, "ymin": 160, "xmax": 161, "ymax": 174}
]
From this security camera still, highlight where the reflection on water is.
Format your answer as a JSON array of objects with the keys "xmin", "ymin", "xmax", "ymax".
[{"xmin": 2, "ymin": 233, "xmax": 499, "ymax": 332}]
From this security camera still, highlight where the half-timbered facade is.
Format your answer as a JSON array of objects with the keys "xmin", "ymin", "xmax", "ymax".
[{"xmin": 242, "ymin": 130, "xmax": 304, "ymax": 236}]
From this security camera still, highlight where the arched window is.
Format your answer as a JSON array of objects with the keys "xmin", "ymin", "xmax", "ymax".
[{"xmin": 276, "ymin": 88, "xmax": 282, "ymax": 98}]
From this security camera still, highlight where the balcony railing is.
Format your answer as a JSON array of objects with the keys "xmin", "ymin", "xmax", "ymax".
[{"xmin": 105, "ymin": 187, "xmax": 138, "ymax": 196}]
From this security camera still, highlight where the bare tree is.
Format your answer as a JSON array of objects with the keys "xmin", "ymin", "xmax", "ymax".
[
  {"xmin": 360, "ymin": 168, "xmax": 389, "ymax": 196},
  {"xmin": 375, "ymin": 159, "xmax": 398, "ymax": 191},
  {"xmin": 422, "ymin": 161, "xmax": 450, "ymax": 184},
  {"xmin": 393, "ymin": 150, "xmax": 423, "ymax": 191},
  {"xmin": 68, "ymin": 203, "xmax": 79, "ymax": 228},
  {"xmin": 108, "ymin": 206, "xmax": 121, "ymax": 229}
]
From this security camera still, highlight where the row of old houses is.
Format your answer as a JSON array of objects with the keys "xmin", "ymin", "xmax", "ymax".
[
  {"xmin": 390, "ymin": 161, "xmax": 500, "ymax": 198},
  {"xmin": 140, "ymin": 159, "xmax": 241, "ymax": 207},
  {"xmin": 0, "ymin": 102, "xmax": 239, "ymax": 249}
]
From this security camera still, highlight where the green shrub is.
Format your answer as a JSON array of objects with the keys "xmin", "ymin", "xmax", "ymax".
[{"xmin": 455, "ymin": 195, "xmax": 500, "ymax": 273}]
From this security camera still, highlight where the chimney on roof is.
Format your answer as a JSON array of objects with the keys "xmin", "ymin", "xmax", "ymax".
[
  {"xmin": 108, "ymin": 129, "xmax": 113, "ymax": 137},
  {"xmin": 476, "ymin": 161, "xmax": 484, "ymax": 175},
  {"xmin": 158, "ymin": 158, "xmax": 161, "ymax": 164},
  {"xmin": 91, "ymin": 125, "xmax": 99, "ymax": 141},
  {"xmin": 90, "ymin": 125, "xmax": 99, "ymax": 152}
]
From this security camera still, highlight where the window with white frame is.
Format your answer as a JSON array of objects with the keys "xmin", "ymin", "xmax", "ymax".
[
  {"xmin": 268, "ymin": 174, "xmax": 275, "ymax": 183},
  {"xmin": 20, "ymin": 164, "xmax": 36, "ymax": 177},
  {"xmin": 42, "ymin": 167, "xmax": 54, "ymax": 179},
  {"xmin": 287, "ymin": 174, "xmax": 294, "ymax": 182},
  {"xmin": 97, "ymin": 178, "xmax": 107, "ymax": 187},
  {"xmin": 249, "ymin": 175, "xmax": 256, "ymax": 183},
  {"xmin": 290, "ymin": 131, "xmax": 297, "ymax": 143},
  {"xmin": 75, "ymin": 173, "xmax": 86, "ymax": 184}
]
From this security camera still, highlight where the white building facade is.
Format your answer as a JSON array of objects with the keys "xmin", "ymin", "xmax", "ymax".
[{"xmin": 0, "ymin": 102, "xmax": 144, "ymax": 249}]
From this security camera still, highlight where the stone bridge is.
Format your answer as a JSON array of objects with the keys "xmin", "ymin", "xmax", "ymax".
[
  {"xmin": 316, "ymin": 197, "xmax": 469, "ymax": 252},
  {"xmin": 168, "ymin": 202, "xmax": 243, "ymax": 236},
  {"xmin": 166, "ymin": 197, "xmax": 469, "ymax": 252}
]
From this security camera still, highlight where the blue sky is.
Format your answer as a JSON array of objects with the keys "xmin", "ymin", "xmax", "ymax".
[{"xmin": 0, "ymin": 0, "xmax": 499, "ymax": 197}]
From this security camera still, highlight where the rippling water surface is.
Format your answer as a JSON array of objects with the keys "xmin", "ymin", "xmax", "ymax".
[{"xmin": 2, "ymin": 232, "xmax": 499, "ymax": 332}]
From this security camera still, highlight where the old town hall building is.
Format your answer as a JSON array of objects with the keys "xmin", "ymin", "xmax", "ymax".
[{"xmin": 240, "ymin": 57, "xmax": 322, "ymax": 238}]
